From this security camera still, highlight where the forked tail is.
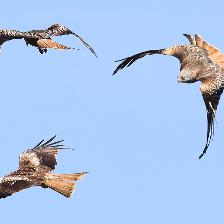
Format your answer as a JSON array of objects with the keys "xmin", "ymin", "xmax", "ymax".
[
  {"xmin": 37, "ymin": 39, "xmax": 80, "ymax": 51},
  {"xmin": 43, "ymin": 172, "xmax": 88, "ymax": 198}
]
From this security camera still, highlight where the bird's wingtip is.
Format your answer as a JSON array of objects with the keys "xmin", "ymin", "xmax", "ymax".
[{"xmin": 195, "ymin": 33, "xmax": 202, "ymax": 38}]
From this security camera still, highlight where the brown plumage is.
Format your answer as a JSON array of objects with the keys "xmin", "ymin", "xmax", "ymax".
[
  {"xmin": 113, "ymin": 34, "xmax": 224, "ymax": 159},
  {"xmin": 25, "ymin": 23, "xmax": 97, "ymax": 56},
  {"xmin": 0, "ymin": 135, "xmax": 87, "ymax": 199}
]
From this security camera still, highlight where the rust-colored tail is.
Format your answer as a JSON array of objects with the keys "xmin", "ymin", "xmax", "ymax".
[
  {"xmin": 37, "ymin": 39, "xmax": 79, "ymax": 50},
  {"xmin": 183, "ymin": 33, "xmax": 224, "ymax": 67},
  {"xmin": 43, "ymin": 172, "xmax": 87, "ymax": 198}
]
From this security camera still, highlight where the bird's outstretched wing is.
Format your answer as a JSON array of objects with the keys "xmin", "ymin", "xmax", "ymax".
[
  {"xmin": 0, "ymin": 176, "xmax": 33, "ymax": 199},
  {"xmin": 199, "ymin": 81, "xmax": 224, "ymax": 159},
  {"xmin": 113, "ymin": 49, "xmax": 164, "ymax": 75},
  {"xmin": 46, "ymin": 24, "xmax": 97, "ymax": 57},
  {"xmin": 23, "ymin": 135, "xmax": 68, "ymax": 172},
  {"xmin": 0, "ymin": 29, "xmax": 38, "ymax": 45},
  {"xmin": 184, "ymin": 34, "xmax": 224, "ymax": 67}
]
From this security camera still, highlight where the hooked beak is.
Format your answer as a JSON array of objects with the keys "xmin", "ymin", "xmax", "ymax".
[
  {"xmin": 177, "ymin": 75, "xmax": 184, "ymax": 83},
  {"xmin": 177, "ymin": 74, "xmax": 193, "ymax": 83}
]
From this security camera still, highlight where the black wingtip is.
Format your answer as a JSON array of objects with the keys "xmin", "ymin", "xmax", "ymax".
[
  {"xmin": 0, "ymin": 192, "xmax": 12, "ymax": 199},
  {"xmin": 89, "ymin": 48, "xmax": 98, "ymax": 58},
  {"xmin": 88, "ymin": 46, "xmax": 98, "ymax": 58},
  {"xmin": 43, "ymin": 135, "xmax": 57, "ymax": 145},
  {"xmin": 34, "ymin": 139, "xmax": 45, "ymax": 148},
  {"xmin": 112, "ymin": 67, "xmax": 118, "ymax": 76},
  {"xmin": 112, "ymin": 67, "xmax": 120, "ymax": 76},
  {"xmin": 198, "ymin": 144, "xmax": 209, "ymax": 159},
  {"xmin": 112, "ymin": 57, "xmax": 129, "ymax": 76},
  {"xmin": 93, "ymin": 52, "xmax": 98, "ymax": 58},
  {"xmin": 198, "ymin": 152, "xmax": 204, "ymax": 159},
  {"xmin": 34, "ymin": 135, "xmax": 63, "ymax": 148},
  {"xmin": 71, "ymin": 32, "xmax": 98, "ymax": 57},
  {"xmin": 114, "ymin": 58, "xmax": 125, "ymax": 63}
]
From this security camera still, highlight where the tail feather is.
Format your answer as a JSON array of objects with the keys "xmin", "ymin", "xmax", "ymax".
[
  {"xmin": 184, "ymin": 33, "xmax": 224, "ymax": 67},
  {"xmin": 43, "ymin": 172, "xmax": 87, "ymax": 198},
  {"xmin": 195, "ymin": 34, "xmax": 224, "ymax": 66},
  {"xmin": 37, "ymin": 39, "xmax": 80, "ymax": 51}
]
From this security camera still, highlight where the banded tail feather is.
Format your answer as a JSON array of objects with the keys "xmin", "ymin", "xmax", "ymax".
[{"xmin": 43, "ymin": 172, "xmax": 88, "ymax": 198}]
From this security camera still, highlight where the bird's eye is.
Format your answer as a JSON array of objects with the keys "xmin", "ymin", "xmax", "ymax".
[
  {"xmin": 23, "ymin": 161, "xmax": 30, "ymax": 166},
  {"xmin": 179, "ymin": 76, "xmax": 184, "ymax": 80}
]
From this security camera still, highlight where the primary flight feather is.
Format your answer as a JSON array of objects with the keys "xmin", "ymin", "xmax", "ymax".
[{"xmin": 113, "ymin": 34, "xmax": 224, "ymax": 159}]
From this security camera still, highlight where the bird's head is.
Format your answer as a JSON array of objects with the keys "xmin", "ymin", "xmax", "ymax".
[
  {"xmin": 49, "ymin": 23, "xmax": 73, "ymax": 34},
  {"xmin": 19, "ymin": 152, "xmax": 40, "ymax": 168},
  {"xmin": 177, "ymin": 69, "xmax": 195, "ymax": 83}
]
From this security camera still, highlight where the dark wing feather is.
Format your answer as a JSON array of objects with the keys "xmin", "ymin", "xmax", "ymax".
[
  {"xmin": 70, "ymin": 32, "xmax": 97, "ymax": 57},
  {"xmin": 0, "ymin": 175, "xmax": 33, "ymax": 199},
  {"xmin": 28, "ymin": 136, "xmax": 67, "ymax": 171},
  {"xmin": 183, "ymin": 33, "xmax": 196, "ymax": 45},
  {"xmin": 199, "ymin": 88, "xmax": 223, "ymax": 159},
  {"xmin": 46, "ymin": 24, "xmax": 97, "ymax": 57},
  {"xmin": 113, "ymin": 49, "xmax": 164, "ymax": 75},
  {"xmin": 0, "ymin": 29, "xmax": 38, "ymax": 45}
]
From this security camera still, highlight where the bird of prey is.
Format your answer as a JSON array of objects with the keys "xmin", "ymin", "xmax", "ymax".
[
  {"xmin": 113, "ymin": 34, "xmax": 224, "ymax": 159},
  {"xmin": 25, "ymin": 23, "xmax": 97, "ymax": 56},
  {"xmin": 0, "ymin": 135, "xmax": 87, "ymax": 199}
]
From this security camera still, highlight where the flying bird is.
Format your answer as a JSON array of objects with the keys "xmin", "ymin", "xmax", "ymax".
[
  {"xmin": 113, "ymin": 34, "xmax": 224, "ymax": 159},
  {"xmin": 0, "ymin": 135, "xmax": 87, "ymax": 199},
  {"xmin": 25, "ymin": 23, "xmax": 97, "ymax": 56}
]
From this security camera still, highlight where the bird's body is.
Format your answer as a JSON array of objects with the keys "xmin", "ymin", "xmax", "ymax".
[
  {"xmin": 113, "ymin": 34, "xmax": 224, "ymax": 158},
  {"xmin": 0, "ymin": 136, "xmax": 87, "ymax": 199}
]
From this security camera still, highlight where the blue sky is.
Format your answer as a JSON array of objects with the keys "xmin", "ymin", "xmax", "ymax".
[{"xmin": 1, "ymin": 0, "xmax": 224, "ymax": 223}]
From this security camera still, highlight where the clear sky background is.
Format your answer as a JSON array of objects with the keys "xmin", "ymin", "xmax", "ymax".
[{"xmin": 1, "ymin": 0, "xmax": 224, "ymax": 223}]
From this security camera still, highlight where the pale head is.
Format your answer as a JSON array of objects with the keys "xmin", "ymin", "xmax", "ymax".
[
  {"xmin": 177, "ymin": 68, "xmax": 196, "ymax": 83},
  {"xmin": 19, "ymin": 152, "xmax": 40, "ymax": 168}
]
